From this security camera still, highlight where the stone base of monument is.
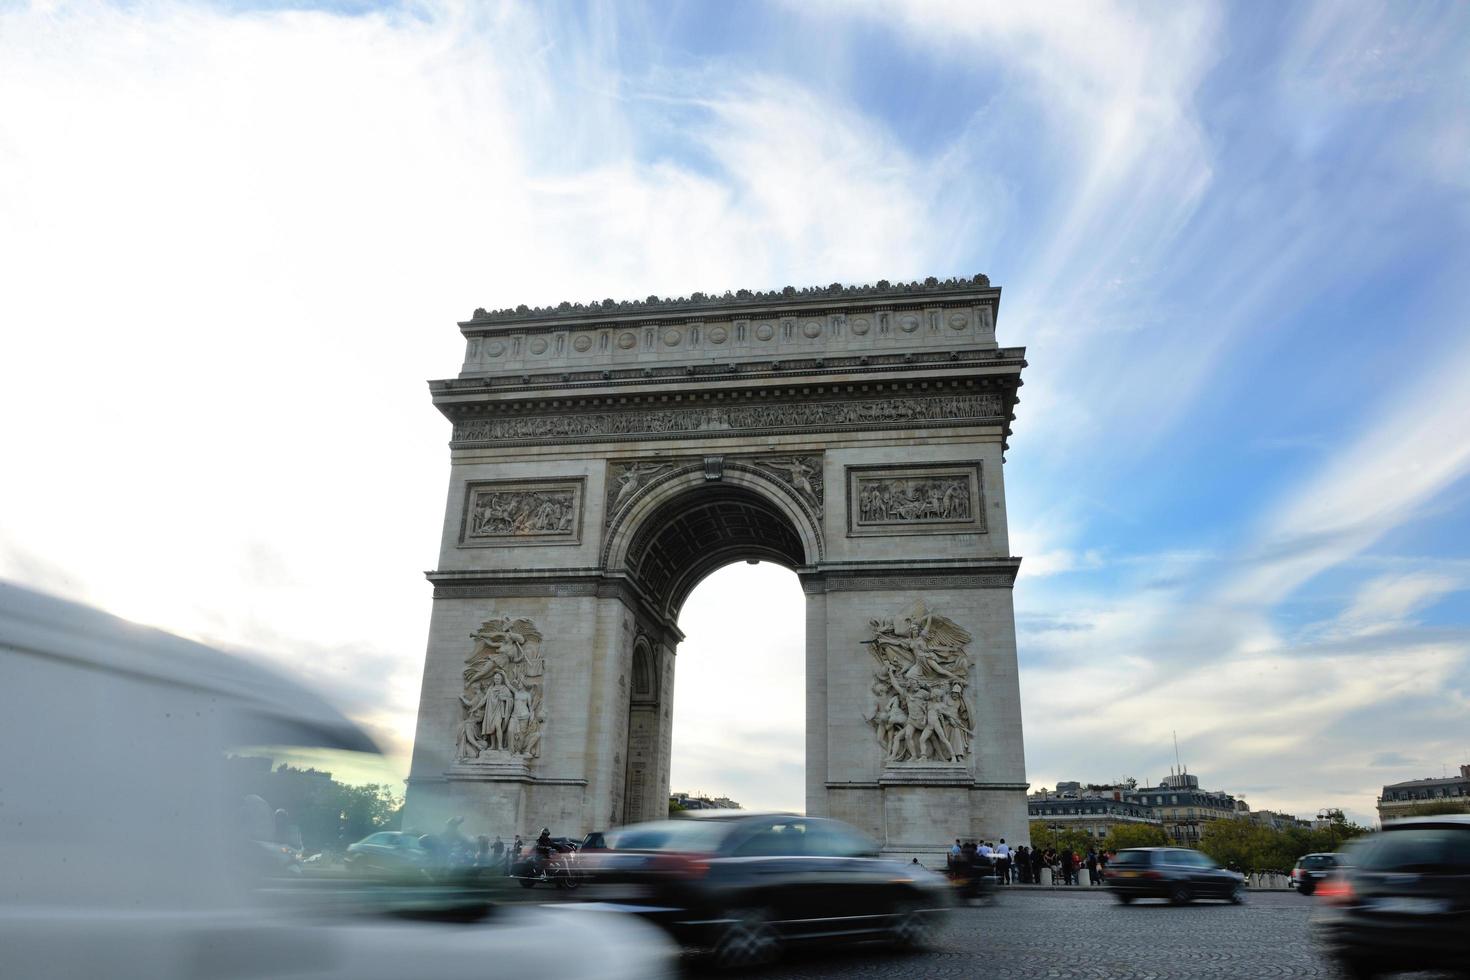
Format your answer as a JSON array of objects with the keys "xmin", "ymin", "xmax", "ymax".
[
  {"xmin": 875, "ymin": 762, "xmax": 973, "ymax": 865},
  {"xmin": 878, "ymin": 761, "xmax": 977, "ymax": 786},
  {"xmin": 446, "ymin": 751, "xmax": 532, "ymax": 781}
]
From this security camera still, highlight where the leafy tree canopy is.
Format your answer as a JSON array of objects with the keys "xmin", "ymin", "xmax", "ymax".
[
  {"xmin": 1029, "ymin": 821, "xmax": 1095, "ymax": 856},
  {"xmin": 1199, "ymin": 816, "xmax": 1371, "ymax": 872},
  {"xmin": 1103, "ymin": 823, "xmax": 1168, "ymax": 851}
]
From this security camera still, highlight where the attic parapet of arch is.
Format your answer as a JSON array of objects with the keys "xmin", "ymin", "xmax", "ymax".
[{"xmin": 460, "ymin": 275, "xmax": 997, "ymax": 328}]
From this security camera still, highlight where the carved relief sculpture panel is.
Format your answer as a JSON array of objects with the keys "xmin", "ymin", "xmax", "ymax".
[
  {"xmin": 863, "ymin": 600, "xmax": 974, "ymax": 765},
  {"xmin": 456, "ymin": 617, "xmax": 548, "ymax": 762},
  {"xmin": 749, "ymin": 455, "xmax": 824, "ymax": 517},
  {"xmin": 459, "ymin": 479, "xmax": 585, "ymax": 547},
  {"xmin": 846, "ymin": 461, "xmax": 984, "ymax": 537}
]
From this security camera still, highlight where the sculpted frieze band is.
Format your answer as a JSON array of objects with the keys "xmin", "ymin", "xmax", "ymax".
[{"xmin": 453, "ymin": 393, "xmax": 1004, "ymax": 445}]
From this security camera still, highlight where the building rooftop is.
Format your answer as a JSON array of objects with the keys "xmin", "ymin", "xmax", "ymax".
[{"xmin": 1382, "ymin": 764, "xmax": 1470, "ymax": 789}]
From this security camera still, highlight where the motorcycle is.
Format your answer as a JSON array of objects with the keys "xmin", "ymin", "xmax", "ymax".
[{"xmin": 509, "ymin": 844, "xmax": 583, "ymax": 890}]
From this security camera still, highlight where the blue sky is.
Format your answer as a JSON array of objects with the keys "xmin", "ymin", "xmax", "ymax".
[{"xmin": 1, "ymin": 0, "xmax": 1467, "ymax": 824}]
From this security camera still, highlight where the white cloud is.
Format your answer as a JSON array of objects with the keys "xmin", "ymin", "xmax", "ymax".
[
  {"xmin": 0, "ymin": 0, "xmax": 961, "ymax": 802},
  {"xmin": 1332, "ymin": 572, "xmax": 1463, "ymax": 638},
  {"xmin": 3, "ymin": 0, "xmax": 1466, "ymax": 830},
  {"xmin": 1220, "ymin": 337, "xmax": 1470, "ymax": 609}
]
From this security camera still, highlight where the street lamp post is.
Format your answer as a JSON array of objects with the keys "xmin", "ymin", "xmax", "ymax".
[{"xmin": 1318, "ymin": 809, "xmax": 1339, "ymax": 851}]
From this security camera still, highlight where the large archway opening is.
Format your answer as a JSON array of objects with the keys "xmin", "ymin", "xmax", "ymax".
[
  {"xmin": 669, "ymin": 561, "xmax": 805, "ymax": 813},
  {"xmin": 613, "ymin": 478, "xmax": 816, "ymax": 822}
]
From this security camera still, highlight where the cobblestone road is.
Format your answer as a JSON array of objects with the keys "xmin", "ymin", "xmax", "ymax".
[{"xmin": 698, "ymin": 888, "xmax": 1457, "ymax": 979}]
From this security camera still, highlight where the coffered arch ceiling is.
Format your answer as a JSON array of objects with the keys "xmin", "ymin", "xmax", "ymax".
[{"xmin": 624, "ymin": 485, "xmax": 807, "ymax": 620}]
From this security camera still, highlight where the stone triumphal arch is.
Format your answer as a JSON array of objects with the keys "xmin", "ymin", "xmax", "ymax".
[{"xmin": 404, "ymin": 276, "xmax": 1028, "ymax": 857}]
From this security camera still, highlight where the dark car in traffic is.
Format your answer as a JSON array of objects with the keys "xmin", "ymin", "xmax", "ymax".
[
  {"xmin": 577, "ymin": 812, "xmax": 951, "ymax": 968},
  {"xmin": 344, "ymin": 831, "xmax": 433, "ymax": 876},
  {"xmin": 1290, "ymin": 851, "xmax": 1341, "ymax": 895},
  {"xmin": 1312, "ymin": 816, "xmax": 1470, "ymax": 979},
  {"xmin": 1104, "ymin": 847, "xmax": 1246, "ymax": 904}
]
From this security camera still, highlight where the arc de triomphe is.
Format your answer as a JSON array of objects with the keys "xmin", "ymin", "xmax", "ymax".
[{"xmin": 403, "ymin": 276, "xmax": 1028, "ymax": 857}]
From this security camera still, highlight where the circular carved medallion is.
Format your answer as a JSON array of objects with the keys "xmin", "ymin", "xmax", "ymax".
[
  {"xmin": 617, "ymin": 332, "xmax": 637, "ymax": 350},
  {"xmin": 900, "ymin": 314, "xmax": 920, "ymax": 333},
  {"xmin": 755, "ymin": 323, "xmax": 775, "ymax": 341},
  {"xmin": 573, "ymin": 334, "xmax": 593, "ymax": 352},
  {"xmin": 850, "ymin": 318, "xmax": 870, "ymax": 336},
  {"xmin": 486, "ymin": 341, "xmax": 507, "ymax": 357},
  {"xmin": 529, "ymin": 338, "xmax": 549, "ymax": 355},
  {"xmin": 662, "ymin": 328, "xmax": 682, "ymax": 347},
  {"xmin": 803, "ymin": 320, "xmax": 822, "ymax": 339},
  {"xmin": 949, "ymin": 313, "xmax": 969, "ymax": 330},
  {"xmin": 708, "ymin": 326, "xmax": 728, "ymax": 344}
]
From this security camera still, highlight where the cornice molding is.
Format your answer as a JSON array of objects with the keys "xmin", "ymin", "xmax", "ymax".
[
  {"xmin": 431, "ymin": 345, "xmax": 1025, "ymax": 396},
  {"xmin": 799, "ymin": 557, "xmax": 1023, "ymax": 593}
]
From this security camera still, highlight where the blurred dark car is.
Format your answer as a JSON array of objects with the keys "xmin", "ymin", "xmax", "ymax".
[
  {"xmin": 1312, "ymin": 816, "xmax": 1470, "ymax": 979},
  {"xmin": 1104, "ymin": 847, "xmax": 1246, "ymax": 904},
  {"xmin": 577, "ymin": 812, "xmax": 951, "ymax": 968},
  {"xmin": 1290, "ymin": 851, "xmax": 1341, "ymax": 895},
  {"xmin": 345, "ymin": 831, "xmax": 433, "ymax": 876}
]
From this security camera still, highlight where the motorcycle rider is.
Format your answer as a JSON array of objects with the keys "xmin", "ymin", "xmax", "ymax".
[{"xmin": 533, "ymin": 827, "xmax": 554, "ymax": 874}]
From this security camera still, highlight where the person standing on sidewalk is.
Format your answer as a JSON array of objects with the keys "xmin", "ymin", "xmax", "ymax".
[{"xmin": 994, "ymin": 839, "xmax": 1011, "ymax": 885}]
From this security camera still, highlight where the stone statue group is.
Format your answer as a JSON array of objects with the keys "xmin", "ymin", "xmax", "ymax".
[
  {"xmin": 456, "ymin": 617, "xmax": 547, "ymax": 760},
  {"xmin": 864, "ymin": 601, "xmax": 975, "ymax": 764}
]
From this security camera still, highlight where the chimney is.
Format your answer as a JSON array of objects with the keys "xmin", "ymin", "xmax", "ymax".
[{"xmin": 1460, "ymin": 763, "xmax": 1469, "ymax": 781}]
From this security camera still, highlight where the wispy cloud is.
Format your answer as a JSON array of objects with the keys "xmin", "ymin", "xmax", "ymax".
[
  {"xmin": 0, "ymin": 0, "xmax": 962, "ymax": 796},
  {"xmin": 2, "ymin": 0, "xmax": 1467, "ymax": 827}
]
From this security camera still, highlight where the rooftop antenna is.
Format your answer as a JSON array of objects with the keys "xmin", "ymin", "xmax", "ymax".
[{"xmin": 1173, "ymin": 730, "xmax": 1184, "ymax": 778}]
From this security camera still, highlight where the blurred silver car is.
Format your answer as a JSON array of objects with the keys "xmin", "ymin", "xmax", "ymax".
[{"xmin": 0, "ymin": 581, "xmax": 675, "ymax": 980}]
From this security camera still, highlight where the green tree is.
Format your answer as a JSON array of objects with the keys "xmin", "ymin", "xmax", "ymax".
[
  {"xmin": 1308, "ymin": 809, "xmax": 1371, "ymax": 854},
  {"xmin": 1200, "ymin": 816, "xmax": 1372, "ymax": 873},
  {"xmin": 1199, "ymin": 818, "xmax": 1277, "ymax": 873},
  {"xmin": 263, "ymin": 765, "xmax": 403, "ymax": 853},
  {"xmin": 1103, "ymin": 823, "xmax": 1168, "ymax": 852},
  {"xmin": 1029, "ymin": 820, "xmax": 1094, "ymax": 855}
]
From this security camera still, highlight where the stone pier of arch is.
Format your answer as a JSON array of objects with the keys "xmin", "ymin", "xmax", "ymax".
[{"xmin": 403, "ymin": 277, "xmax": 1030, "ymax": 859}]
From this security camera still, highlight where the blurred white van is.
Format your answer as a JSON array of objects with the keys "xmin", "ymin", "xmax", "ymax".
[{"xmin": 0, "ymin": 581, "xmax": 674, "ymax": 980}]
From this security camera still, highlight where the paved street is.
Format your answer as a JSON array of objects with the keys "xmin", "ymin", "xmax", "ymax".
[{"xmin": 703, "ymin": 888, "xmax": 1456, "ymax": 980}]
